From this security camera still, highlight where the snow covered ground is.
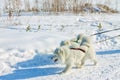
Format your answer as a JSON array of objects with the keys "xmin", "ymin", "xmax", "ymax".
[{"xmin": 0, "ymin": 13, "xmax": 120, "ymax": 80}]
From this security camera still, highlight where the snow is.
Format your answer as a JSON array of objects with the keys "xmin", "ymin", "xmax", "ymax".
[
  {"xmin": 0, "ymin": 1, "xmax": 120, "ymax": 79},
  {"xmin": 0, "ymin": 0, "xmax": 120, "ymax": 80},
  {"xmin": 0, "ymin": 13, "xmax": 120, "ymax": 80}
]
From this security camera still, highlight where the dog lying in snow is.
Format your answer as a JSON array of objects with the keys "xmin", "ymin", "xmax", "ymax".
[{"xmin": 52, "ymin": 34, "xmax": 97, "ymax": 74}]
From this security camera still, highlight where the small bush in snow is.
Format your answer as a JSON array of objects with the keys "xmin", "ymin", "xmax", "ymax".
[
  {"xmin": 26, "ymin": 25, "xmax": 31, "ymax": 32},
  {"xmin": 60, "ymin": 25, "xmax": 65, "ymax": 31},
  {"xmin": 37, "ymin": 25, "xmax": 41, "ymax": 31},
  {"xmin": 97, "ymin": 23, "xmax": 102, "ymax": 31}
]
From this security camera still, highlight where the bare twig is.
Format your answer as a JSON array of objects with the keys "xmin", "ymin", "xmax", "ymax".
[{"xmin": 91, "ymin": 27, "xmax": 120, "ymax": 36}]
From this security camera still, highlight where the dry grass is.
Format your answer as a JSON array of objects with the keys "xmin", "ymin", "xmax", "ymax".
[
  {"xmin": 97, "ymin": 4, "xmax": 118, "ymax": 13},
  {"xmin": 42, "ymin": 0, "xmax": 118, "ymax": 14},
  {"xmin": 4, "ymin": 0, "xmax": 119, "ymax": 16}
]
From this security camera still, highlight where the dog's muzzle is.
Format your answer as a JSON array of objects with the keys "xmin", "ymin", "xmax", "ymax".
[{"xmin": 51, "ymin": 56, "xmax": 58, "ymax": 62}]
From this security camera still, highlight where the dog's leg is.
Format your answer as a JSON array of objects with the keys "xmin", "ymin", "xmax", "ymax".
[
  {"xmin": 80, "ymin": 57, "xmax": 86, "ymax": 68},
  {"xmin": 76, "ymin": 63, "xmax": 82, "ymax": 69},
  {"xmin": 92, "ymin": 58, "xmax": 97, "ymax": 66},
  {"xmin": 75, "ymin": 56, "xmax": 85, "ymax": 69},
  {"xmin": 90, "ymin": 54, "xmax": 97, "ymax": 66},
  {"xmin": 59, "ymin": 64, "xmax": 72, "ymax": 75},
  {"xmin": 75, "ymin": 55, "xmax": 86, "ymax": 69}
]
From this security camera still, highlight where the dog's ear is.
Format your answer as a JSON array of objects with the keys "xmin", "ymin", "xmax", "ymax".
[
  {"xmin": 54, "ymin": 47, "xmax": 62, "ymax": 54},
  {"xmin": 54, "ymin": 48, "xmax": 59, "ymax": 54},
  {"xmin": 59, "ymin": 47, "xmax": 63, "ymax": 53},
  {"xmin": 60, "ymin": 41, "xmax": 64, "ymax": 46},
  {"xmin": 58, "ymin": 49, "xmax": 61, "ymax": 53}
]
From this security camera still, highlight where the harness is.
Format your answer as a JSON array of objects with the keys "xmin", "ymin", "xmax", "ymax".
[{"xmin": 70, "ymin": 48, "xmax": 86, "ymax": 53}]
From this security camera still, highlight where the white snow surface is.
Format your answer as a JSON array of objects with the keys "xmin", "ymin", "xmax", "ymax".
[{"xmin": 0, "ymin": 14, "xmax": 120, "ymax": 80}]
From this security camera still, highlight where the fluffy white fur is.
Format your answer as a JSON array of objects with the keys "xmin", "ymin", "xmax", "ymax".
[
  {"xmin": 74, "ymin": 34, "xmax": 97, "ymax": 66},
  {"xmin": 53, "ymin": 46, "xmax": 97, "ymax": 74},
  {"xmin": 70, "ymin": 34, "xmax": 96, "ymax": 55},
  {"xmin": 52, "ymin": 34, "xmax": 97, "ymax": 74}
]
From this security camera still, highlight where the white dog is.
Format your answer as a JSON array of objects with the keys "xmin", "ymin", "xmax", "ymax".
[
  {"xmin": 71, "ymin": 34, "xmax": 91, "ymax": 44},
  {"xmin": 71, "ymin": 34, "xmax": 97, "ymax": 63},
  {"xmin": 52, "ymin": 34, "xmax": 97, "ymax": 74},
  {"xmin": 71, "ymin": 34, "xmax": 92, "ymax": 51},
  {"xmin": 52, "ymin": 46, "xmax": 97, "ymax": 74},
  {"xmin": 60, "ymin": 34, "xmax": 97, "ymax": 60}
]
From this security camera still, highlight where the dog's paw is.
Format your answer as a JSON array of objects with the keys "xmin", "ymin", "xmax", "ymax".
[
  {"xmin": 94, "ymin": 62, "xmax": 98, "ymax": 67},
  {"xmin": 59, "ymin": 72, "xmax": 64, "ymax": 75},
  {"xmin": 76, "ymin": 66, "xmax": 82, "ymax": 69},
  {"xmin": 58, "ymin": 72, "xmax": 66, "ymax": 75},
  {"xmin": 76, "ymin": 65, "xmax": 84, "ymax": 69},
  {"xmin": 58, "ymin": 71, "xmax": 70, "ymax": 75}
]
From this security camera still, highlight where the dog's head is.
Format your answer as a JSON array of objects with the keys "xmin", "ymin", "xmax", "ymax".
[{"xmin": 51, "ymin": 47, "xmax": 66, "ymax": 64}]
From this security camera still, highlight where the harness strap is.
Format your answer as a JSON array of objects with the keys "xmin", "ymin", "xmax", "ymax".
[{"xmin": 70, "ymin": 48, "xmax": 86, "ymax": 53}]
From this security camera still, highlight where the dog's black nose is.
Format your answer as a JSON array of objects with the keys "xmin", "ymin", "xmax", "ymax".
[{"xmin": 54, "ymin": 58, "xmax": 58, "ymax": 62}]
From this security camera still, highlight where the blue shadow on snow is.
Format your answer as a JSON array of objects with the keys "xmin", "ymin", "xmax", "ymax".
[
  {"xmin": 15, "ymin": 53, "xmax": 55, "ymax": 68},
  {"xmin": 0, "ymin": 67, "xmax": 62, "ymax": 80},
  {"xmin": 0, "ymin": 53, "xmax": 62, "ymax": 80},
  {"xmin": 1, "ymin": 50, "xmax": 119, "ymax": 79},
  {"xmin": 96, "ymin": 49, "xmax": 120, "ymax": 55}
]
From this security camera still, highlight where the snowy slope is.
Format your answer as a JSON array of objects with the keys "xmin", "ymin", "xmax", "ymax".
[{"xmin": 0, "ymin": 14, "xmax": 120, "ymax": 80}]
